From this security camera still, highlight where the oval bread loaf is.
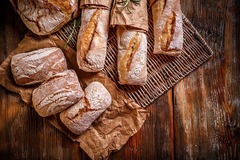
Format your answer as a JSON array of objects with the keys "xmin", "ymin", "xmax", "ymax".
[
  {"xmin": 76, "ymin": 9, "xmax": 110, "ymax": 72},
  {"xmin": 11, "ymin": 47, "xmax": 67, "ymax": 86},
  {"xmin": 117, "ymin": 26, "xmax": 148, "ymax": 85},
  {"xmin": 32, "ymin": 70, "xmax": 84, "ymax": 117},
  {"xmin": 60, "ymin": 81, "xmax": 112, "ymax": 135},
  {"xmin": 10, "ymin": 0, "xmax": 79, "ymax": 35}
]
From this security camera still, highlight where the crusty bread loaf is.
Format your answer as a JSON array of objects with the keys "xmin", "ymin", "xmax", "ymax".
[
  {"xmin": 32, "ymin": 70, "xmax": 84, "ymax": 117},
  {"xmin": 10, "ymin": 0, "xmax": 79, "ymax": 35},
  {"xmin": 60, "ymin": 81, "xmax": 112, "ymax": 135},
  {"xmin": 117, "ymin": 26, "xmax": 148, "ymax": 85},
  {"xmin": 11, "ymin": 47, "xmax": 67, "ymax": 86},
  {"xmin": 151, "ymin": 0, "xmax": 183, "ymax": 56},
  {"xmin": 76, "ymin": 8, "xmax": 110, "ymax": 72}
]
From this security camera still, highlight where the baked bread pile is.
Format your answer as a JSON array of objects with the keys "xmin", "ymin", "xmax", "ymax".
[
  {"xmin": 10, "ymin": 48, "xmax": 112, "ymax": 135},
  {"xmin": 11, "ymin": 0, "xmax": 183, "ymax": 86},
  {"xmin": 10, "ymin": 0, "xmax": 183, "ymax": 134}
]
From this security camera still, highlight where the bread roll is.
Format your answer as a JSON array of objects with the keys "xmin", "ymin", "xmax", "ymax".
[
  {"xmin": 151, "ymin": 0, "xmax": 183, "ymax": 56},
  {"xmin": 32, "ymin": 70, "xmax": 84, "ymax": 117},
  {"xmin": 10, "ymin": 0, "xmax": 79, "ymax": 35},
  {"xmin": 11, "ymin": 47, "xmax": 67, "ymax": 86},
  {"xmin": 117, "ymin": 26, "xmax": 148, "ymax": 85},
  {"xmin": 76, "ymin": 8, "xmax": 110, "ymax": 72},
  {"xmin": 60, "ymin": 81, "xmax": 112, "ymax": 135}
]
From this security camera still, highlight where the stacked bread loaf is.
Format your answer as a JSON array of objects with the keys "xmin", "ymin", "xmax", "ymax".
[
  {"xmin": 10, "ymin": 47, "xmax": 112, "ymax": 135},
  {"xmin": 150, "ymin": 0, "xmax": 183, "ymax": 56},
  {"xmin": 76, "ymin": 0, "xmax": 113, "ymax": 72},
  {"xmin": 111, "ymin": 0, "xmax": 148, "ymax": 86},
  {"xmin": 9, "ymin": 0, "xmax": 184, "ymax": 134}
]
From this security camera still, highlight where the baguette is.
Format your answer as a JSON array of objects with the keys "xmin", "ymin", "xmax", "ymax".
[
  {"xmin": 117, "ymin": 26, "xmax": 148, "ymax": 85},
  {"xmin": 151, "ymin": 0, "xmax": 183, "ymax": 56},
  {"xmin": 32, "ymin": 70, "xmax": 84, "ymax": 117},
  {"xmin": 76, "ymin": 8, "xmax": 110, "ymax": 72},
  {"xmin": 11, "ymin": 47, "xmax": 67, "ymax": 86},
  {"xmin": 60, "ymin": 81, "xmax": 112, "ymax": 135}
]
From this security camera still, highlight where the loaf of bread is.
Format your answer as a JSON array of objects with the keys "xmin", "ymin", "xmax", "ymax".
[
  {"xmin": 117, "ymin": 26, "xmax": 148, "ymax": 85},
  {"xmin": 151, "ymin": 0, "xmax": 183, "ymax": 56},
  {"xmin": 10, "ymin": 0, "xmax": 79, "ymax": 35},
  {"xmin": 11, "ymin": 47, "xmax": 67, "ymax": 86},
  {"xmin": 76, "ymin": 8, "xmax": 110, "ymax": 72},
  {"xmin": 60, "ymin": 81, "xmax": 112, "ymax": 135},
  {"xmin": 32, "ymin": 70, "xmax": 84, "ymax": 117}
]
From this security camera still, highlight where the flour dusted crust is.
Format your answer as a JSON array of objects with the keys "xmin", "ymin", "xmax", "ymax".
[
  {"xmin": 60, "ymin": 81, "xmax": 112, "ymax": 135},
  {"xmin": 76, "ymin": 9, "xmax": 110, "ymax": 72},
  {"xmin": 10, "ymin": 0, "xmax": 79, "ymax": 35},
  {"xmin": 117, "ymin": 26, "xmax": 148, "ymax": 85},
  {"xmin": 11, "ymin": 47, "xmax": 67, "ymax": 86},
  {"xmin": 151, "ymin": 0, "xmax": 183, "ymax": 56},
  {"xmin": 32, "ymin": 70, "xmax": 84, "ymax": 117}
]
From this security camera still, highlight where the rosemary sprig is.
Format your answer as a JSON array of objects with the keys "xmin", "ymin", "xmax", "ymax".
[
  {"xmin": 66, "ymin": 18, "xmax": 80, "ymax": 45},
  {"xmin": 117, "ymin": 0, "xmax": 141, "ymax": 14},
  {"xmin": 66, "ymin": 11, "xmax": 81, "ymax": 46}
]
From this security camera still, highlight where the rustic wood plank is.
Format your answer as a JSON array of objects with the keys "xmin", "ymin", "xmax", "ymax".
[
  {"xmin": 111, "ymin": 90, "xmax": 174, "ymax": 160},
  {"xmin": 174, "ymin": 0, "xmax": 240, "ymax": 159},
  {"xmin": 0, "ymin": 0, "xmax": 29, "ymax": 158}
]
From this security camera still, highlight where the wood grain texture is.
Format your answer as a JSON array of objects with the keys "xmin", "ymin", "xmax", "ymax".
[
  {"xmin": 111, "ymin": 90, "xmax": 174, "ymax": 160},
  {"xmin": 174, "ymin": 0, "xmax": 240, "ymax": 159},
  {"xmin": 0, "ymin": 0, "xmax": 239, "ymax": 159}
]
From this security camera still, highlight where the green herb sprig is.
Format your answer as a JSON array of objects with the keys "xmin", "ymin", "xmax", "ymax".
[
  {"xmin": 117, "ymin": 0, "xmax": 141, "ymax": 14},
  {"xmin": 66, "ymin": 11, "xmax": 81, "ymax": 47}
]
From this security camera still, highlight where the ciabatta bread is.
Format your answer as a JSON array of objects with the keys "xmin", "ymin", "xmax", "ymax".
[
  {"xmin": 60, "ymin": 81, "xmax": 112, "ymax": 135},
  {"xmin": 10, "ymin": 0, "xmax": 79, "ymax": 35},
  {"xmin": 117, "ymin": 26, "xmax": 148, "ymax": 85},
  {"xmin": 11, "ymin": 47, "xmax": 67, "ymax": 86},
  {"xmin": 76, "ymin": 8, "xmax": 110, "ymax": 72},
  {"xmin": 32, "ymin": 70, "xmax": 84, "ymax": 117},
  {"xmin": 151, "ymin": 0, "xmax": 183, "ymax": 56}
]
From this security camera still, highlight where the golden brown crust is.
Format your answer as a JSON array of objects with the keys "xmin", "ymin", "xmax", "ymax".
[
  {"xmin": 76, "ymin": 9, "xmax": 101, "ymax": 70},
  {"xmin": 118, "ymin": 33, "xmax": 142, "ymax": 83},
  {"xmin": 117, "ymin": 26, "xmax": 148, "ymax": 85},
  {"xmin": 160, "ymin": 12, "xmax": 176, "ymax": 51},
  {"xmin": 152, "ymin": 0, "xmax": 183, "ymax": 56}
]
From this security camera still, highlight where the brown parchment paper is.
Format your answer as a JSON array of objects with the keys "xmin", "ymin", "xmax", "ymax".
[
  {"xmin": 110, "ymin": 0, "xmax": 148, "ymax": 32},
  {"xmin": 80, "ymin": 0, "xmax": 113, "ymax": 9},
  {"xmin": 0, "ymin": 33, "xmax": 148, "ymax": 160}
]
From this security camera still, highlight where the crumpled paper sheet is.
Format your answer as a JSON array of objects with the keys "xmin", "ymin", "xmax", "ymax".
[
  {"xmin": 110, "ymin": 0, "xmax": 148, "ymax": 32},
  {"xmin": 0, "ymin": 33, "xmax": 148, "ymax": 160},
  {"xmin": 80, "ymin": 0, "xmax": 113, "ymax": 9}
]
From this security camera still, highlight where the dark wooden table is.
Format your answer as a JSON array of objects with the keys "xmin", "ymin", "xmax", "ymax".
[{"xmin": 1, "ymin": 0, "xmax": 240, "ymax": 159}]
